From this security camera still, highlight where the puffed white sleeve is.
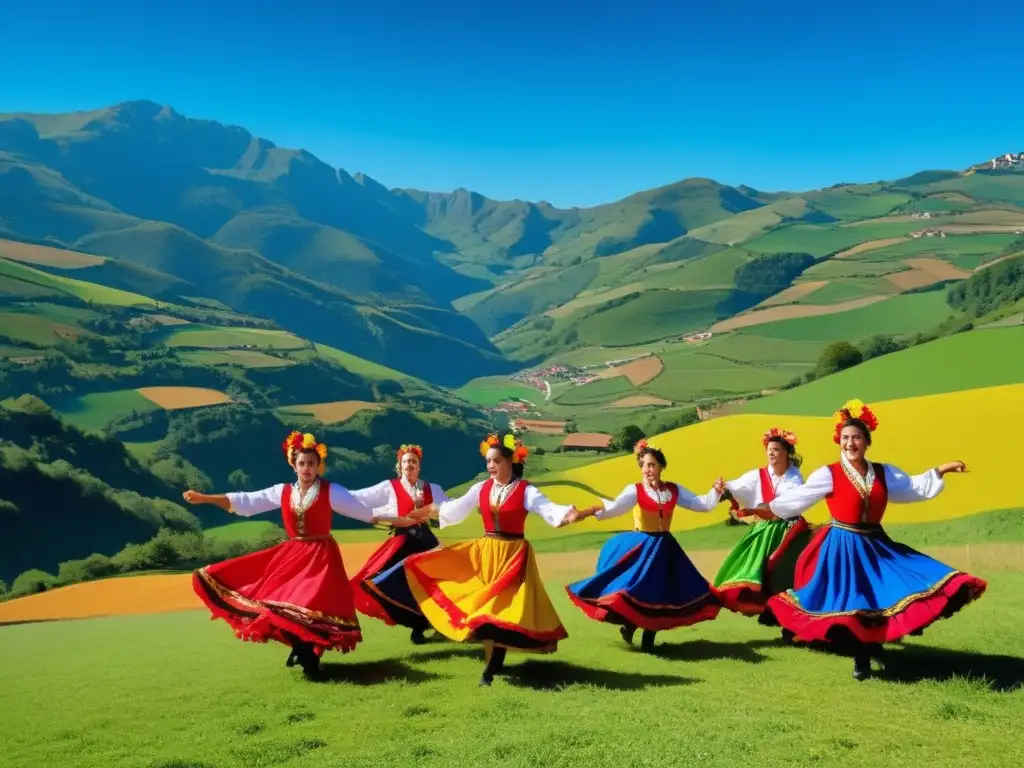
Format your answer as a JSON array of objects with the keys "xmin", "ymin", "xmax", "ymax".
[
  {"xmin": 673, "ymin": 483, "xmax": 721, "ymax": 512},
  {"xmin": 328, "ymin": 482, "xmax": 379, "ymax": 523},
  {"xmin": 437, "ymin": 482, "xmax": 485, "ymax": 529},
  {"xmin": 524, "ymin": 485, "xmax": 574, "ymax": 527},
  {"xmin": 775, "ymin": 466, "xmax": 806, "ymax": 496},
  {"xmin": 884, "ymin": 465, "xmax": 945, "ymax": 504},
  {"xmin": 594, "ymin": 484, "xmax": 640, "ymax": 521},
  {"xmin": 768, "ymin": 466, "xmax": 832, "ymax": 520},
  {"xmin": 348, "ymin": 480, "xmax": 396, "ymax": 517},
  {"xmin": 225, "ymin": 484, "xmax": 285, "ymax": 517},
  {"xmin": 429, "ymin": 482, "xmax": 452, "ymax": 505},
  {"xmin": 724, "ymin": 470, "xmax": 759, "ymax": 509}
]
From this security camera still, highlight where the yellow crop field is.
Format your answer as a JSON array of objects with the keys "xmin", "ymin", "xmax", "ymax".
[{"xmin": 532, "ymin": 384, "xmax": 1020, "ymax": 534}]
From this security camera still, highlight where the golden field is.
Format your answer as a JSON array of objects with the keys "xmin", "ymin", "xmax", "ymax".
[{"xmin": 532, "ymin": 383, "xmax": 1020, "ymax": 534}]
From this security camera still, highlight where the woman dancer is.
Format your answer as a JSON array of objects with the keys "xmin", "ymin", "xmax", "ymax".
[
  {"xmin": 184, "ymin": 431, "xmax": 418, "ymax": 679},
  {"xmin": 365, "ymin": 433, "xmax": 575, "ymax": 686},
  {"xmin": 563, "ymin": 439, "xmax": 725, "ymax": 653},
  {"xmin": 349, "ymin": 444, "xmax": 448, "ymax": 644},
  {"xmin": 713, "ymin": 428, "xmax": 807, "ymax": 621},
  {"xmin": 748, "ymin": 400, "xmax": 986, "ymax": 680}
]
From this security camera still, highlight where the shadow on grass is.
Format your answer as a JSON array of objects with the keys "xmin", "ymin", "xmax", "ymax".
[
  {"xmin": 405, "ymin": 646, "xmax": 483, "ymax": 663},
  {"xmin": 880, "ymin": 644, "xmax": 1024, "ymax": 692},
  {"xmin": 501, "ymin": 659, "xmax": 700, "ymax": 691},
  {"xmin": 651, "ymin": 638, "xmax": 780, "ymax": 664},
  {"xmin": 312, "ymin": 659, "xmax": 443, "ymax": 686}
]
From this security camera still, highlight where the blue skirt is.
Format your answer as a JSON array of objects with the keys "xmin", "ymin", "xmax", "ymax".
[
  {"xmin": 565, "ymin": 531, "xmax": 721, "ymax": 631},
  {"xmin": 767, "ymin": 523, "xmax": 987, "ymax": 645}
]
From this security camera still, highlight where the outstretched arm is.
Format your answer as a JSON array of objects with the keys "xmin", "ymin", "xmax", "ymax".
[
  {"xmin": 884, "ymin": 461, "xmax": 963, "ymax": 504},
  {"xmin": 674, "ymin": 478, "xmax": 724, "ymax": 513},
  {"xmin": 328, "ymin": 482, "xmax": 380, "ymax": 524},
  {"xmin": 723, "ymin": 470, "xmax": 759, "ymax": 510},
  {"xmin": 409, "ymin": 482, "xmax": 484, "ymax": 529},
  {"xmin": 524, "ymin": 485, "xmax": 576, "ymax": 528},
  {"xmin": 183, "ymin": 485, "xmax": 284, "ymax": 517},
  {"xmin": 764, "ymin": 467, "xmax": 832, "ymax": 520},
  {"xmin": 348, "ymin": 480, "xmax": 396, "ymax": 515}
]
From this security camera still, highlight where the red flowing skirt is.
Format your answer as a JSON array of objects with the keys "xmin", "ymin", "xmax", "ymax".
[{"xmin": 192, "ymin": 538, "xmax": 362, "ymax": 654}]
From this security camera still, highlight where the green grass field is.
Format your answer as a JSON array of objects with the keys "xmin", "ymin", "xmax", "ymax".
[
  {"xmin": 742, "ymin": 225, "xmax": 869, "ymax": 257},
  {"xmin": 806, "ymin": 189, "xmax": 912, "ymax": 220},
  {"xmin": 159, "ymin": 325, "xmax": 308, "ymax": 350},
  {"xmin": 694, "ymin": 333, "xmax": 824, "ymax": 365},
  {"xmin": 793, "ymin": 279, "xmax": 891, "ymax": 305},
  {"xmin": 176, "ymin": 349, "xmax": 296, "ymax": 369},
  {"xmin": 554, "ymin": 376, "xmax": 634, "ymax": 406},
  {"xmin": 749, "ymin": 290, "xmax": 955, "ymax": 342},
  {"xmin": 741, "ymin": 326, "xmax": 1024, "ymax": 416},
  {"xmin": 455, "ymin": 377, "xmax": 543, "ymax": 407},
  {"xmin": 54, "ymin": 390, "xmax": 159, "ymax": 432},
  {"xmin": 572, "ymin": 289, "xmax": 739, "ymax": 347},
  {"xmin": 2, "ymin": 506, "xmax": 1022, "ymax": 768},
  {"xmin": 0, "ymin": 256, "xmax": 155, "ymax": 306}
]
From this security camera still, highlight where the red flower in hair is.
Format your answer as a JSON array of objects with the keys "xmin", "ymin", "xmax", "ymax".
[
  {"xmin": 832, "ymin": 399, "xmax": 879, "ymax": 444},
  {"xmin": 762, "ymin": 427, "xmax": 798, "ymax": 448},
  {"xmin": 397, "ymin": 444, "xmax": 423, "ymax": 462}
]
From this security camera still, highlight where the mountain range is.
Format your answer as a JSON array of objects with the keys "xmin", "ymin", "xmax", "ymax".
[{"xmin": 0, "ymin": 99, "xmax": 823, "ymax": 384}]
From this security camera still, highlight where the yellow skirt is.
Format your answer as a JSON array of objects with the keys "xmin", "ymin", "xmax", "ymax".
[{"xmin": 403, "ymin": 535, "xmax": 568, "ymax": 652}]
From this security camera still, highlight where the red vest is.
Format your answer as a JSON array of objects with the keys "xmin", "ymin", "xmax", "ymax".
[
  {"xmin": 390, "ymin": 478, "xmax": 434, "ymax": 517},
  {"xmin": 634, "ymin": 481, "xmax": 679, "ymax": 532},
  {"xmin": 759, "ymin": 467, "xmax": 779, "ymax": 504},
  {"xmin": 478, "ymin": 478, "xmax": 530, "ymax": 535},
  {"xmin": 281, "ymin": 478, "xmax": 333, "ymax": 538},
  {"xmin": 825, "ymin": 462, "xmax": 889, "ymax": 525}
]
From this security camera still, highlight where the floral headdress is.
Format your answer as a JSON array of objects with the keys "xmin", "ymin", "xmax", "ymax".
[
  {"xmin": 282, "ymin": 431, "xmax": 328, "ymax": 476},
  {"xmin": 479, "ymin": 433, "xmax": 529, "ymax": 464},
  {"xmin": 633, "ymin": 438, "xmax": 659, "ymax": 464},
  {"xmin": 832, "ymin": 399, "xmax": 879, "ymax": 444},
  {"xmin": 396, "ymin": 444, "xmax": 423, "ymax": 463},
  {"xmin": 762, "ymin": 427, "xmax": 798, "ymax": 448}
]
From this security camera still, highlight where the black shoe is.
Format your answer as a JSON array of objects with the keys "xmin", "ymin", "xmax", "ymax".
[
  {"xmin": 780, "ymin": 629, "xmax": 796, "ymax": 644},
  {"xmin": 852, "ymin": 653, "xmax": 871, "ymax": 681},
  {"xmin": 640, "ymin": 630, "xmax": 656, "ymax": 653},
  {"xmin": 619, "ymin": 625, "xmax": 637, "ymax": 645},
  {"xmin": 479, "ymin": 671, "xmax": 494, "ymax": 687},
  {"xmin": 285, "ymin": 650, "xmax": 299, "ymax": 667},
  {"xmin": 410, "ymin": 628, "xmax": 426, "ymax": 645}
]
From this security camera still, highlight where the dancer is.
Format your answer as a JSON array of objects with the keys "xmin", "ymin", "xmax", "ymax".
[
  {"xmin": 713, "ymin": 428, "xmax": 808, "ymax": 621},
  {"xmin": 184, "ymin": 431, "xmax": 419, "ymax": 679},
  {"xmin": 563, "ymin": 439, "xmax": 725, "ymax": 653},
  {"xmin": 348, "ymin": 444, "xmax": 448, "ymax": 644},
  {"xmin": 748, "ymin": 400, "xmax": 986, "ymax": 680},
  {"xmin": 364, "ymin": 433, "xmax": 575, "ymax": 686}
]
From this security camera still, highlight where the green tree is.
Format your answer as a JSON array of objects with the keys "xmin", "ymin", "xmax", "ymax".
[
  {"xmin": 564, "ymin": 421, "xmax": 578, "ymax": 434},
  {"xmin": 614, "ymin": 424, "xmax": 646, "ymax": 452},
  {"xmin": 859, "ymin": 334, "xmax": 907, "ymax": 361},
  {"xmin": 816, "ymin": 341, "xmax": 863, "ymax": 376},
  {"xmin": 227, "ymin": 468, "xmax": 252, "ymax": 489}
]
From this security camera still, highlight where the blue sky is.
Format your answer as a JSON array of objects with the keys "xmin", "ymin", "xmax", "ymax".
[{"xmin": 1, "ymin": 1, "xmax": 1020, "ymax": 208}]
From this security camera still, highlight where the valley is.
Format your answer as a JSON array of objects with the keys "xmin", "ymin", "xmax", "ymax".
[{"xmin": 1, "ymin": 100, "xmax": 1022, "ymax": 601}]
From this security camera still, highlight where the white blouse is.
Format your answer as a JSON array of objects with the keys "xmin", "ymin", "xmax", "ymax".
[
  {"xmin": 436, "ymin": 480, "xmax": 572, "ymax": 529},
  {"xmin": 595, "ymin": 482, "xmax": 722, "ymax": 521},
  {"xmin": 768, "ymin": 462, "xmax": 945, "ymax": 520},
  {"xmin": 349, "ymin": 479, "xmax": 451, "ymax": 516},
  {"xmin": 725, "ymin": 465, "xmax": 805, "ymax": 519},
  {"xmin": 225, "ymin": 481, "xmax": 383, "ymax": 524}
]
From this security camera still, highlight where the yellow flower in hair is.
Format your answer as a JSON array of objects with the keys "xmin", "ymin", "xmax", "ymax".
[
  {"xmin": 843, "ymin": 399, "xmax": 865, "ymax": 419},
  {"xmin": 301, "ymin": 433, "xmax": 316, "ymax": 448},
  {"xmin": 502, "ymin": 433, "xmax": 516, "ymax": 450}
]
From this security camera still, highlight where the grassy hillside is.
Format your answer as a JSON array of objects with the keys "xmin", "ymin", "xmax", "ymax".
[{"xmin": 740, "ymin": 326, "xmax": 1024, "ymax": 416}]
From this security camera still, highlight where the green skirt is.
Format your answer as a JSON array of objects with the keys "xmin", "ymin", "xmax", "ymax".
[{"xmin": 713, "ymin": 519, "xmax": 812, "ymax": 616}]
